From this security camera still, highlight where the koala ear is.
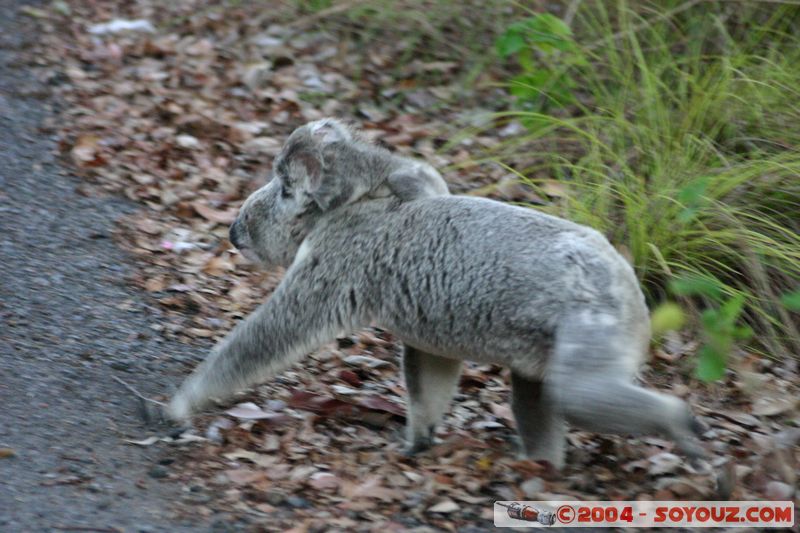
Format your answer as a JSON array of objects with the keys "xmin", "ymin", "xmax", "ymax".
[
  {"xmin": 290, "ymin": 150, "xmax": 323, "ymax": 193},
  {"xmin": 289, "ymin": 150, "xmax": 340, "ymax": 211},
  {"xmin": 309, "ymin": 119, "xmax": 352, "ymax": 145}
]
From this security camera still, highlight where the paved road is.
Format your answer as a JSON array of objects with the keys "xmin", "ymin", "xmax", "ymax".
[{"xmin": 0, "ymin": 3, "xmax": 205, "ymax": 531}]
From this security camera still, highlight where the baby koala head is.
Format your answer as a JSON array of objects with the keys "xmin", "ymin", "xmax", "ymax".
[{"xmin": 274, "ymin": 118, "xmax": 384, "ymax": 211}]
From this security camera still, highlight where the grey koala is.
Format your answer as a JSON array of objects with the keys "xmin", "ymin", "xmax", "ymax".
[
  {"xmin": 164, "ymin": 125, "xmax": 704, "ymax": 469},
  {"xmin": 229, "ymin": 118, "xmax": 449, "ymax": 267},
  {"xmin": 270, "ymin": 118, "xmax": 449, "ymax": 211}
]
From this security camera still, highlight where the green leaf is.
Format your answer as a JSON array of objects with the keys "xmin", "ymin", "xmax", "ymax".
[
  {"xmin": 526, "ymin": 14, "xmax": 574, "ymax": 52},
  {"xmin": 696, "ymin": 345, "xmax": 726, "ymax": 382},
  {"xmin": 781, "ymin": 289, "xmax": 800, "ymax": 311},
  {"xmin": 733, "ymin": 325, "xmax": 754, "ymax": 341},
  {"xmin": 511, "ymin": 70, "xmax": 550, "ymax": 88},
  {"xmin": 700, "ymin": 308, "xmax": 720, "ymax": 330},
  {"xmin": 510, "ymin": 71, "xmax": 576, "ymax": 108},
  {"xmin": 496, "ymin": 30, "xmax": 526, "ymax": 58},
  {"xmin": 677, "ymin": 176, "xmax": 709, "ymax": 205},
  {"xmin": 519, "ymin": 114, "xmax": 550, "ymax": 132},
  {"xmin": 676, "ymin": 177, "xmax": 710, "ymax": 223},
  {"xmin": 717, "ymin": 293, "xmax": 746, "ymax": 324},
  {"xmin": 677, "ymin": 206, "xmax": 699, "ymax": 223},
  {"xmin": 650, "ymin": 302, "xmax": 686, "ymax": 336},
  {"xmin": 527, "ymin": 13, "xmax": 572, "ymax": 39},
  {"xmin": 669, "ymin": 274, "xmax": 723, "ymax": 301},
  {"xmin": 499, "ymin": 14, "xmax": 576, "ymax": 57},
  {"xmin": 530, "ymin": 13, "xmax": 572, "ymax": 36}
]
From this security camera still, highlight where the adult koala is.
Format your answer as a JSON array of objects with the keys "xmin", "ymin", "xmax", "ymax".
[{"xmin": 163, "ymin": 120, "xmax": 704, "ymax": 468}]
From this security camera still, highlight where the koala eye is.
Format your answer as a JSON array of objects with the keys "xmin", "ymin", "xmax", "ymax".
[{"xmin": 280, "ymin": 182, "xmax": 292, "ymax": 199}]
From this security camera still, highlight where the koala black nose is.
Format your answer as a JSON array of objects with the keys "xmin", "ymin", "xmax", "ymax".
[{"xmin": 229, "ymin": 220, "xmax": 242, "ymax": 249}]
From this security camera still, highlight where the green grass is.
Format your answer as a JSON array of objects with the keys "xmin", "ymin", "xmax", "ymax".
[
  {"xmin": 289, "ymin": 0, "xmax": 516, "ymax": 85},
  {"xmin": 292, "ymin": 0, "xmax": 800, "ymax": 359},
  {"xmin": 485, "ymin": 1, "xmax": 800, "ymax": 357}
]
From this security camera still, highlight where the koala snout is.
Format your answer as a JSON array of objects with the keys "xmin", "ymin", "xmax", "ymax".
[{"xmin": 229, "ymin": 220, "xmax": 243, "ymax": 250}]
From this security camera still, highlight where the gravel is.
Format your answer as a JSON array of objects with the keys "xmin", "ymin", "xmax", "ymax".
[{"xmin": 0, "ymin": 2, "xmax": 207, "ymax": 530}]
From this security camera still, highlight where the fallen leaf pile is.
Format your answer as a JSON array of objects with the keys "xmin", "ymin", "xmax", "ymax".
[
  {"xmin": 33, "ymin": 0, "xmax": 544, "ymax": 351},
  {"xmin": 23, "ymin": 0, "xmax": 798, "ymax": 529}
]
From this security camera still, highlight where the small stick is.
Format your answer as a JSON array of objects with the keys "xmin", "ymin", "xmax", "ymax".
[
  {"xmin": 54, "ymin": 526, "xmax": 121, "ymax": 532},
  {"xmin": 113, "ymin": 375, "xmax": 169, "ymax": 426},
  {"xmin": 286, "ymin": 0, "xmax": 371, "ymax": 30},
  {"xmin": 112, "ymin": 375, "xmax": 164, "ymax": 406}
]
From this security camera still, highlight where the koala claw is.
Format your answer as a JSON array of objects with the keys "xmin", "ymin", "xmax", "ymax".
[
  {"xmin": 689, "ymin": 415, "xmax": 709, "ymax": 437},
  {"xmin": 136, "ymin": 396, "xmax": 166, "ymax": 426},
  {"xmin": 136, "ymin": 397, "xmax": 190, "ymax": 438},
  {"xmin": 402, "ymin": 438, "xmax": 433, "ymax": 457}
]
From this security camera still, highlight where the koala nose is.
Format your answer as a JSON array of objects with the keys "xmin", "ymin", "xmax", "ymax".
[{"xmin": 229, "ymin": 220, "xmax": 242, "ymax": 249}]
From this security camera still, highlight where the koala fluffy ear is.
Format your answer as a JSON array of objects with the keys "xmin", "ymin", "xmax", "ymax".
[
  {"xmin": 281, "ymin": 119, "xmax": 354, "ymax": 211},
  {"xmin": 290, "ymin": 150, "xmax": 322, "ymax": 194},
  {"xmin": 309, "ymin": 119, "xmax": 352, "ymax": 145},
  {"xmin": 289, "ymin": 150, "xmax": 341, "ymax": 211}
]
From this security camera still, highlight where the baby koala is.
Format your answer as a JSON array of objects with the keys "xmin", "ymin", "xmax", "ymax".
[{"xmin": 272, "ymin": 118, "xmax": 449, "ymax": 211}]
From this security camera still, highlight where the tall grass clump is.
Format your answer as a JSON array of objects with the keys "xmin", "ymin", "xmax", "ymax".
[
  {"xmin": 290, "ymin": 0, "xmax": 516, "ymax": 84},
  {"xmin": 491, "ymin": 1, "xmax": 800, "ymax": 362}
]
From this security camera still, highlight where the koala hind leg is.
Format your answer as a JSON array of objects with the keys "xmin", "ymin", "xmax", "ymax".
[
  {"xmin": 546, "ymin": 309, "xmax": 705, "ymax": 459},
  {"xmin": 510, "ymin": 371, "xmax": 567, "ymax": 469},
  {"xmin": 402, "ymin": 346, "xmax": 462, "ymax": 455}
]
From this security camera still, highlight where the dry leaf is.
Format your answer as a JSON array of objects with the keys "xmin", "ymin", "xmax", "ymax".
[
  {"xmin": 71, "ymin": 135, "xmax": 106, "ymax": 167},
  {"xmin": 225, "ymin": 402, "xmax": 290, "ymax": 423},
  {"xmin": 225, "ymin": 468, "xmax": 268, "ymax": 485},
  {"xmin": 428, "ymin": 499, "xmax": 460, "ymax": 513},
  {"xmin": 751, "ymin": 396, "xmax": 796, "ymax": 417},
  {"xmin": 308, "ymin": 472, "xmax": 339, "ymax": 490},
  {"xmin": 191, "ymin": 201, "xmax": 238, "ymax": 224}
]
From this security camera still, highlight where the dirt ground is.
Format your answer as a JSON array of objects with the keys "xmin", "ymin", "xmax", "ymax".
[{"xmin": 0, "ymin": 2, "xmax": 210, "ymax": 530}]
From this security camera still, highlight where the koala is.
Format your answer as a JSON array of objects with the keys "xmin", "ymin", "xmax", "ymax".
[
  {"xmin": 228, "ymin": 118, "xmax": 449, "ymax": 267},
  {"xmin": 271, "ymin": 118, "xmax": 449, "ymax": 211},
  {"xmin": 164, "ymin": 127, "xmax": 704, "ymax": 469}
]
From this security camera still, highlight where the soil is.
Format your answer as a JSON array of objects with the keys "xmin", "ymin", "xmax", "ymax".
[{"xmin": 0, "ymin": 2, "xmax": 207, "ymax": 531}]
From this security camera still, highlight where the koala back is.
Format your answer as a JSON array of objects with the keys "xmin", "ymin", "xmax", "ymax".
[{"xmin": 291, "ymin": 195, "xmax": 649, "ymax": 374}]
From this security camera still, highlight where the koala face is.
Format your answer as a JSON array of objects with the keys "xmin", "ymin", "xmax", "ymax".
[
  {"xmin": 229, "ymin": 119, "xmax": 357, "ymax": 268},
  {"xmin": 229, "ymin": 177, "xmax": 319, "ymax": 270}
]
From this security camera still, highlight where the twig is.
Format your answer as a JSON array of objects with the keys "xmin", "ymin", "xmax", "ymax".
[
  {"xmin": 54, "ymin": 527, "xmax": 121, "ymax": 533},
  {"xmin": 286, "ymin": 0, "xmax": 373, "ymax": 30},
  {"xmin": 112, "ymin": 375, "xmax": 164, "ymax": 406},
  {"xmin": 564, "ymin": 0, "xmax": 583, "ymax": 27},
  {"xmin": 585, "ymin": 0, "xmax": 705, "ymax": 51}
]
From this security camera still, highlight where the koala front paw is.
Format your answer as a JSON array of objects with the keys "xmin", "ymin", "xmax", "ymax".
[
  {"xmin": 402, "ymin": 435, "xmax": 433, "ymax": 457},
  {"xmin": 163, "ymin": 393, "xmax": 192, "ymax": 425},
  {"xmin": 136, "ymin": 397, "xmax": 167, "ymax": 426},
  {"xmin": 137, "ymin": 398, "xmax": 190, "ymax": 438}
]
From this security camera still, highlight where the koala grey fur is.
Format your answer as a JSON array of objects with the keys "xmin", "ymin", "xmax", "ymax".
[
  {"xmin": 270, "ymin": 118, "xmax": 449, "ymax": 212},
  {"xmin": 227, "ymin": 118, "xmax": 449, "ymax": 268},
  {"xmin": 167, "ymin": 126, "xmax": 704, "ymax": 469}
]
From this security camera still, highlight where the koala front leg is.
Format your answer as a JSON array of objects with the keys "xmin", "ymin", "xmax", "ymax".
[
  {"xmin": 510, "ymin": 371, "xmax": 567, "ymax": 469},
  {"xmin": 166, "ymin": 263, "xmax": 351, "ymax": 423},
  {"xmin": 402, "ymin": 346, "xmax": 462, "ymax": 454}
]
